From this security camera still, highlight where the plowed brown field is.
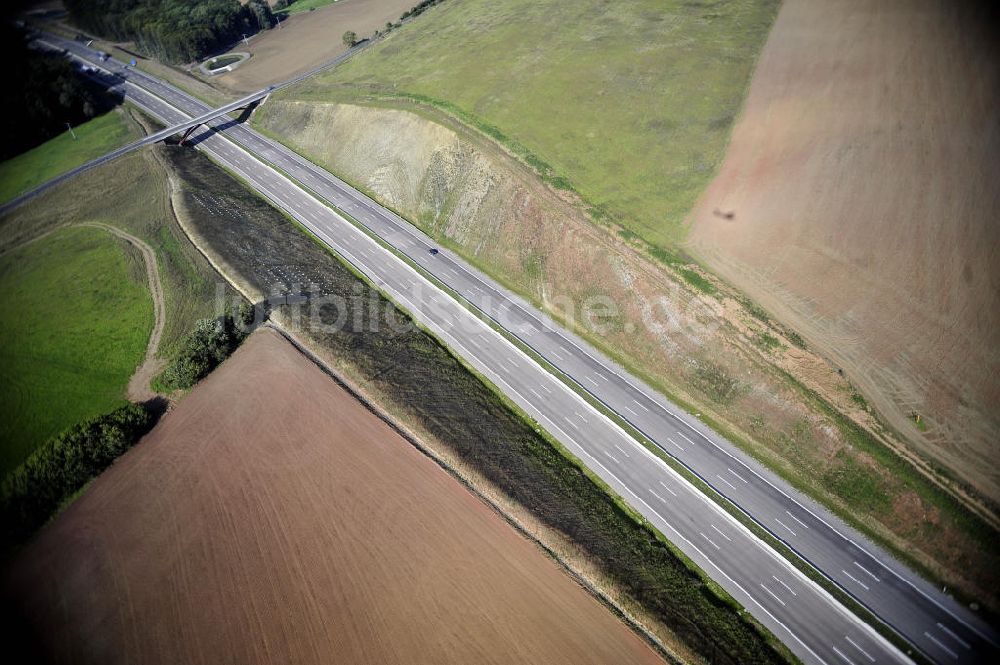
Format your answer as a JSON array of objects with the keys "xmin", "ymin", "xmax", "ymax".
[
  {"xmin": 4, "ymin": 328, "xmax": 662, "ymax": 665},
  {"xmin": 687, "ymin": 0, "xmax": 1000, "ymax": 503}
]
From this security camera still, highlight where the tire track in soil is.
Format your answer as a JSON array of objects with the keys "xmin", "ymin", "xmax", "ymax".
[{"xmin": 79, "ymin": 222, "xmax": 166, "ymax": 402}]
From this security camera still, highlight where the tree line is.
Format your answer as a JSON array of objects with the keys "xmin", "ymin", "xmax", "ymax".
[
  {"xmin": 1, "ymin": 26, "xmax": 121, "ymax": 160},
  {"xmin": 64, "ymin": 0, "xmax": 277, "ymax": 63},
  {"xmin": 1, "ymin": 404, "xmax": 156, "ymax": 549},
  {"xmin": 399, "ymin": 0, "xmax": 447, "ymax": 22},
  {"xmin": 156, "ymin": 305, "xmax": 256, "ymax": 391},
  {"xmin": 354, "ymin": 0, "xmax": 448, "ymax": 43}
]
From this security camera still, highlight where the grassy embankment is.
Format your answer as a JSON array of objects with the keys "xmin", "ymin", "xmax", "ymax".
[
  {"xmin": 0, "ymin": 110, "xmax": 131, "ymax": 204},
  {"xmin": 262, "ymin": 0, "xmax": 999, "ymax": 611},
  {"xmin": 0, "ymin": 110, "xmax": 238, "ymax": 474},
  {"xmin": 0, "ymin": 227, "xmax": 152, "ymax": 477},
  {"xmin": 290, "ymin": 0, "xmax": 779, "ymax": 247},
  {"xmin": 162, "ymin": 142, "xmax": 796, "ymax": 665}
]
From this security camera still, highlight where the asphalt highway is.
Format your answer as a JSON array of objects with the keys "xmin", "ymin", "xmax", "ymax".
[{"xmin": 39, "ymin": 34, "xmax": 998, "ymax": 665}]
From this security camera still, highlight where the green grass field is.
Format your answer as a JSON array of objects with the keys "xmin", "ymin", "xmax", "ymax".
[
  {"xmin": 0, "ymin": 110, "xmax": 132, "ymax": 205},
  {"xmin": 286, "ymin": 0, "xmax": 779, "ymax": 247},
  {"xmin": 1, "ymin": 116, "xmax": 240, "ymax": 358},
  {"xmin": 277, "ymin": 0, "xmax": 341, "ymax": 15},
  {"xmin": 0, "ymin": 226, "xmax": 153, "ymax": 477}
]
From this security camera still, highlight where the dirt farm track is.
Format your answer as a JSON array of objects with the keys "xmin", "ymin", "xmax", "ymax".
[
  {"xmin": 688, "ymin": 0, "xmax": 1000, "ymax": 503},
  {"xmin": 3, "ymin": 328, "xmax": 662, "ymax": 665}
]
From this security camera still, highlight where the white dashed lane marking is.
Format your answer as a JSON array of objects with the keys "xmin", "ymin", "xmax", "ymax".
[
  {"xmin": 658, "ymin": 480, "xmax": 677, "ymax": 497},
  {"xmin": 844, "ymin": 636, "xmax": 875, "ymax": 663},
  {"xmin": 841, "ymin": 569, "xmax": 870, "ymax": 592},
  {"xmin": 759, "ymin": 583, "xmax": 786, "ymax": 607}
]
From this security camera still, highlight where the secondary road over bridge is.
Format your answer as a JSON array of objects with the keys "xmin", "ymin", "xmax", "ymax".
[
  {"xmin": 34, "ymin": 33, "xmax": 998, "ymax": 665},
  {"xmin": 0, "ymin": 39, "xmax": 271, "ymax": 216}
]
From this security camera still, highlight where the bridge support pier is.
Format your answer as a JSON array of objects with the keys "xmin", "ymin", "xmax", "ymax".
[
  {"xmin": 178, "ymin": 124, "xmax": 202, "ymax": 146},
  {"xmin": 165, "ymin": 88, "xmax": 273, "ymax": 147}
]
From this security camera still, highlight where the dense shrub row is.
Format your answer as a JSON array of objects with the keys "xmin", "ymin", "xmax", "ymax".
[
  {"xmin": 64, "ymin": 0, "xmax": 277, "ymax": 63},
  {"xmin": 366, "ymin": 0, "xmax": 449, "ymax": 40},
  {"xmin": 157, "ymin": 305, "xmax": 255, "ymax": 390},
  {"xmin": 1, "ymin": 404, "xmax": 155, "ymax": 548},
  {"xmin": 400, "ymin": 0, "xmax": 447, "ymax": 22}
]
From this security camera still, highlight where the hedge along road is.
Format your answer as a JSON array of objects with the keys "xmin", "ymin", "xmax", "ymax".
[{"xmin": 46, "ymin": 34, "xmax": 997, "ymax": 665}]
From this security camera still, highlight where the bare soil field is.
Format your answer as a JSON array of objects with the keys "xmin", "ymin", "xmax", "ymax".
[
  {"xmin": 216, "ymin": 0, "xmax": 416, "ymax": 92},
  {"xmin": 687, "ymin": 0, "xmax": 1000, "ymax": 505},
  {"xmin": 4, "ymin": 328, "xmax": 663, "ymax": 665}
]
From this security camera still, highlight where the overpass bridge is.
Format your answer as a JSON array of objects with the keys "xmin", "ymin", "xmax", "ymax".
[{"xmin": 0, "ymin": 40, "xmax": 272, "ymax": 215}]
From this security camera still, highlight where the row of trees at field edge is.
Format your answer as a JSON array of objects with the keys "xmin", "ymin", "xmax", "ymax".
[
  {"xmin": 399, "ymin": 0, "xmax": 447, "ymax": 22},
  {"xmin": 352, "ymin": 0, "xmax": 449, "ymax": 44},
  {"xmin": 0, "ymin": 404, "xmax": 156, "ymax": 548},
  {"xmin": 0, "ymin": 306, "xmax": 256, "ymax": 550},
  {"xmin": 156, "ymin": 305, "xmax": 256, "ymax": 390},
  {"xmin": 63, "ymin": 0, "xmax": 277, "ymax": 63}
]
